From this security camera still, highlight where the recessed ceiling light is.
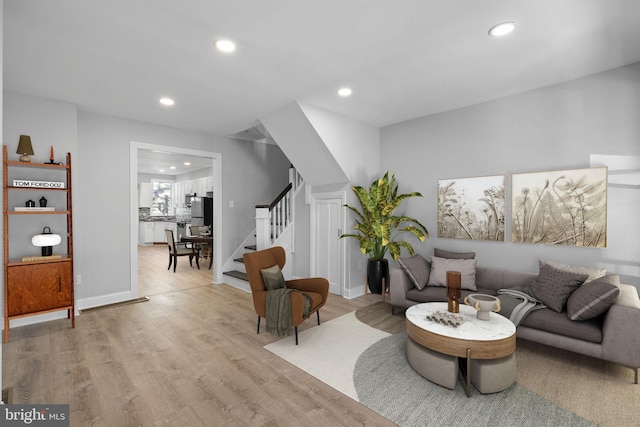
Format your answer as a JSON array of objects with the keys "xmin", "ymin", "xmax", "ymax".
[
  {"xmin": 170, "ymin": 166, "xmax": 176, "ymax": 170},
  {"xmin": 338, "ymin": 87, "xmax": 352, "ymax": 97},
  {"xmin": 215, "ymin": 39, "xmax": 236, "ymax": 53},
  {"xmin": 488, "ymin": 21, "xmax": 516, "ymax": 37},
  {"xmin": 159, "ymin": 97, "xmax": 175, "ymax": 106},
  {"xmin": 184, "ymin": 162, "xmax": 191, "ymax": 166},
  {"xmin": 159, "ymin": 169, "xmax": 165, "ymax": 173}
]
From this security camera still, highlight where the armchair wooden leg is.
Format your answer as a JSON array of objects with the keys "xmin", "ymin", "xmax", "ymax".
[
  {"xmin": 173, "ymin": 255, "xmax": 177, "ymax": 273},
  {"xmin": 295, "ymin": 326, "xmax": 299, "ymax": 345},
  {"xmin": 257, "ymin": 316, "xmax": 261, "ymax": 334},
  {"xmin": 167, "ymin": 255, "xmax": 172, "ymax": 271},
  {"xmin": 317, "ymin": 310, "xmax": 320, "ymax": 325}
]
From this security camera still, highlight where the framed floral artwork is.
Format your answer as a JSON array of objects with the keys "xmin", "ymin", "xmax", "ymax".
[
  {"xmin": 511, "ymin": 167, "xmax": 607, "ymax": 247},
  {"xmin": 438, "ymin": 175, "xmax": 505, "ymax": 241}
]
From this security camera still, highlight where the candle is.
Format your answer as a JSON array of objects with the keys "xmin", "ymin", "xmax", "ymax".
[{"xmin": 50, "ymin": 145, "xmax": 54, "ymax": 161}]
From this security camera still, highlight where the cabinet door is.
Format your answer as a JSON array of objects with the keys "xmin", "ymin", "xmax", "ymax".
[
  {"xmin": 154, "ymin": 222, "xmax": 166, "ymax": 242},
  {"xmin": 7, "ymin": 262, "xmax": 72, "ymax": 316},
  {"xmin": 139, "ymin": 182, "xmax": 153, "ymax": 207}
]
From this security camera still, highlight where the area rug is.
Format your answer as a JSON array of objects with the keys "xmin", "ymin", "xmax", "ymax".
[
  {"xmin": 265, "ymin": 311, "xmax": 596, "ymax": 427},
  {"xmin": 264, "ymin": 311, "xmax": 389, "ymax": 400}
]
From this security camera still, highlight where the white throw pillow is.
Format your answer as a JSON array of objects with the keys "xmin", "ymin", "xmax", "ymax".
[{"xmin": 427, "ymin": 256, "xmax": 477, "ymax": 291}]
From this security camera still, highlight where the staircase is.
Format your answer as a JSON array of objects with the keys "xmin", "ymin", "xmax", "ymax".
[{"xmin": 223, "ymin": 168, "xmax": 303, "ymax": 290}]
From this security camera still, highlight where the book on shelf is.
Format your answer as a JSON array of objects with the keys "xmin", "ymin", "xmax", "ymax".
[
  {"xmin": 14, "ymin": 207, "xmax": 55, "ymax": 211},
  {"xmin": 12, "ymin": 179, "xmax": 65, "ymax": 189},
  {"xmin": 21, "ymin": 254, "xmax": 63, "ymax": 262}
]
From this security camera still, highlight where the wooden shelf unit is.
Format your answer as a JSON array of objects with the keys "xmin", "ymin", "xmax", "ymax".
[{"xmin": 3, "ymin": 145, "xmax": 75, "ymax": 342}]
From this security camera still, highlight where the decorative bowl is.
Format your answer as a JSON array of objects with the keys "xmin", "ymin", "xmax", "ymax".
[{"xmin": 464, "ymin": 293, "xmax": 501, "ymax": 321}]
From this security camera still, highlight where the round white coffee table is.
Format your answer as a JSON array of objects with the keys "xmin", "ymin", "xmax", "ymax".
[{"xmin": 405, "ymin": 302, "xmax": 516, "ymax": 396}]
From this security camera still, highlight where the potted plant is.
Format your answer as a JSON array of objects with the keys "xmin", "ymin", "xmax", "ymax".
[{"xmin": 341, "ymin": 171, "xmax": 429, "ymax": 294}]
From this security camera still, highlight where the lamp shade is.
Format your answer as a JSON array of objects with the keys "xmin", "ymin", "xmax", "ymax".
[
  {"xmin": 17, "ymin": 135, "xmax": 34, "ymax": 162},
  {"xmin": 32, "ymin": 233, "xmax": 62, "ymax": 247}
]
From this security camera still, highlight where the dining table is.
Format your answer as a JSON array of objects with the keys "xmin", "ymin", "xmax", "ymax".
[{"xmin": 180, "ymin": 235, "xmax": 213, "ymax": 269}]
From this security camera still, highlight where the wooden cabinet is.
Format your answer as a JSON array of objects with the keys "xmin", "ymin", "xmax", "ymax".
[
  {"xmin": 7, "ymin": 261, "xmax": 72, "ymax": 316},
  {"xmin": 3, "ymin": 145, "xmax": 75, "ymax": 342}
]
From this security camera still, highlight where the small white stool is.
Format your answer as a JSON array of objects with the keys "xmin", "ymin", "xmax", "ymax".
[
  {"xmin": 470, "ymin": 353, "xmax": 516, "ymax": 394},
  {"xmin": 406, "ymin": 337, "xmax": 458, "ymax": 389}
]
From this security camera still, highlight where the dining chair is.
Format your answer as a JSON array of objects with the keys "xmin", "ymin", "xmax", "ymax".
[
  {"xmin": 189, "ymin": 226, "xmax": 212, "ymax": 261},
  {"xmin": 165, "ymin": 229, "xmax": 199, "ymax": 272}
]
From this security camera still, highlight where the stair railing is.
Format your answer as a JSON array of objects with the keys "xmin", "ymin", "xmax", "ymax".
[{"xmin": 255, "ymin": 183, "xmax": 293, "ymax": 250}]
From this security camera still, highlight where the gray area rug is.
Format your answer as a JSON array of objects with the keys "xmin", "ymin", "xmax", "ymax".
[{"xmin": 354, "ymin": 333, "xmax": 597, "ymax": 427}]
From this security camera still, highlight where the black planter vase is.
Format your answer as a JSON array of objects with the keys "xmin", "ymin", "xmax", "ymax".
[{"xmin": 367, "ymin": 259, "xmax": 390, "ymax": 294}]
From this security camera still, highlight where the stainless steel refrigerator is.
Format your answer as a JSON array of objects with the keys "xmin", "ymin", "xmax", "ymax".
[{"xmin": 190, "ymin": 197, "xmax": 213, "ymax": 228}]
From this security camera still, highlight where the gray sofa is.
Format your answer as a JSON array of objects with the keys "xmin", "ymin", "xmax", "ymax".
[{"xmin": 389, "ymin": 253, "xmax": 640, "ymax": 384}]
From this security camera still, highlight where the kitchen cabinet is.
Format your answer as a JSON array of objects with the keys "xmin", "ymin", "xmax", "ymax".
[
  {"xmin": 139, "ymin": 221, "xmax": 154, "ymax": 244},
  {"xmin": 3, "ymin": 145, "xmax": 75, "ymax": 342},
  {"xmin": 153, "ymin": 222, "xmax": 166, "ymax": 243},
  {"xmin": 139, "ymin": 182, "xmax": 152, "ymax": 207}
]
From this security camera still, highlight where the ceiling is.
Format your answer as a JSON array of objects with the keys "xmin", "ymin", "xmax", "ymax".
[
  {"xmin": 137, "ymin": 149, "xmax": 213, "ymax": 176},
  {"xmin": 4, "ymin": 0, "xmax": 640, "ymax": 140}
]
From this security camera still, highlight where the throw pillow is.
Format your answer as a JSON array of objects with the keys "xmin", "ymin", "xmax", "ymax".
[
  {"xmin": 525, "ymin": 263, "xmax": 589, "ymax": 313},
  {"xmin": 567, "ymin": 276, "xmax": 620, "ymax": 321},
  {"xmin": 261, "ymin": 265, "xmax": 286, "ymax": 291},
  {"xmin": 540, "ymin": 260, "xmax": 606, "ymax": 284},
  {"xmin": 398, "ymin": 254, "xmax": 431, "ymax": 290},
  {"xmin": 427, "ymin": 256, "xmax": 477, "ymax": 290},
  {"xmin": 434, "ymin": 248, "xmax": 476, "ymax": 260}
]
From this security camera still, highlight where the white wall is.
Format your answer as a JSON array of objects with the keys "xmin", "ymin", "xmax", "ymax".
[
  {"xmin": 76, "ymin": 110, "xmax": 291, "ymax": 303},
  {"xmin": 2, "ymin": 91, "xmax": 291, "ymax": 317},
  {"xmin": 381, "ymin": 63, "xmax": 640, "ymax": 286}
]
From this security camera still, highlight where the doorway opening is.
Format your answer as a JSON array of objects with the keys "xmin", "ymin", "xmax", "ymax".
[{"xmin": 129, "ymin": 141, "xmax": 223, "ymax": 297}]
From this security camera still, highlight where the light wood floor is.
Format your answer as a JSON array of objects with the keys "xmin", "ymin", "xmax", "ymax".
[{"xmin": 3, "ymin": 245, "xmax": 399, "ymax": 426}]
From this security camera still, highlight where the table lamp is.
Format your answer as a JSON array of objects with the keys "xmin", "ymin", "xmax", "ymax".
[
  {"xmin": 17, "ymin": 135, "xmax": 34, "ymax": 162},
  {"xmin": 32, "ymin": 227, "xmax": 62, "ymax": 256}
]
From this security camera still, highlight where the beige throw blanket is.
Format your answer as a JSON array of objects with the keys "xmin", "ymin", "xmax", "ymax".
[{"xmin": 266, "ymin": 288, "xmax": 313, "ymax": 337}]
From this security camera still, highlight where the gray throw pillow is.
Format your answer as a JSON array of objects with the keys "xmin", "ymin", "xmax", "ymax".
[
  {"xmin": 434, "ymin": 248, "xmax": 476, "ymax": 260},
  {"xmin": 398, "ymin": 255, "xmax": 431, "ymax": 290},
  {"xmin": 261, "ymin": 264, "xmax": 286, "ymax": 291},
  {"xmin": 525, "ymin": 263, "xmax": 589, "ymax": 312},
  {"xmin": 567, "ymin": 275, "xmax": 620, "ymax": 321},
  {"xmin": 427, "ymin": 256, "xmax": 477, "ymax": 290}
]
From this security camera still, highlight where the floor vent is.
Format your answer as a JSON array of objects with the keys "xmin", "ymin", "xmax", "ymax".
[{"xmin": 80, "ymin": 296, "xmax": 150, "ymax": 313}]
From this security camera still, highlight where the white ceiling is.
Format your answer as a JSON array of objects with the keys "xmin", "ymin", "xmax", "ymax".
[
  {"xmin": 4, "ymin": 0, "xmax": 640, "ymax": 140},
  {"xmin": 137, "ymin": 149, "xmax": 213, "ymax": 176}
]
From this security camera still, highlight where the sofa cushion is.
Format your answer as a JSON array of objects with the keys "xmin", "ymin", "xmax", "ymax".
[
  {"xmin": 434, "ymin": 248, "xmax": 476, "ymax": 259},
  {"xmin": 427, "ymin": 256, "xmax": 477, "ymax": 290},
  {"xmin": 524, "ymin": 262, "xmax": 588, "ymax": 312},
  {"xmin": 567, "ymin": 276, "xmax": 620, "ymax": 321},
  {"xmin": 398, "ymin": 254, "xmax": 431, "ymax": 290},
  {"xmin": 540, "ymin": 259, "xmax": 606, "ymax": 283},
  {"xmin": 520, "ymin": 308, "xmax": 603, "ymax": 343},
  {"xmin": 261, "ymin": 265, "xmax": 286, "ymax": 291}
]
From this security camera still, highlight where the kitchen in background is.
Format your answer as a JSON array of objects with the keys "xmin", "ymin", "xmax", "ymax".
[{"xmin": 137, "ymin": 149, "xmax": 214, "ymax": 245}]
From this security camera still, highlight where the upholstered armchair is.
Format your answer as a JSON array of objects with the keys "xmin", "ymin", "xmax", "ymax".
[{"xmin": 243, "ymin": 246, "xmax": 329, "ymax": 344}]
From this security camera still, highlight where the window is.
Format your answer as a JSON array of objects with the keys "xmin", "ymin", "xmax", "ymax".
[{"xmin": 151, "ymin": 181, "xmax": 173, "ymax": 216}]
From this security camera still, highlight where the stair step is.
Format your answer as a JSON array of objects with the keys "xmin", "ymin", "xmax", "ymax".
[
  {"xmin": 224, "ymin": 270, "xmax": 248, "ymax": 281},
  {"xmin": 245, "ymin": 245, "xmax": 256, "ymax": 251},
  {"xmin": 234, "ymin": 257, "xmax": 245, "ymax": 264}
]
